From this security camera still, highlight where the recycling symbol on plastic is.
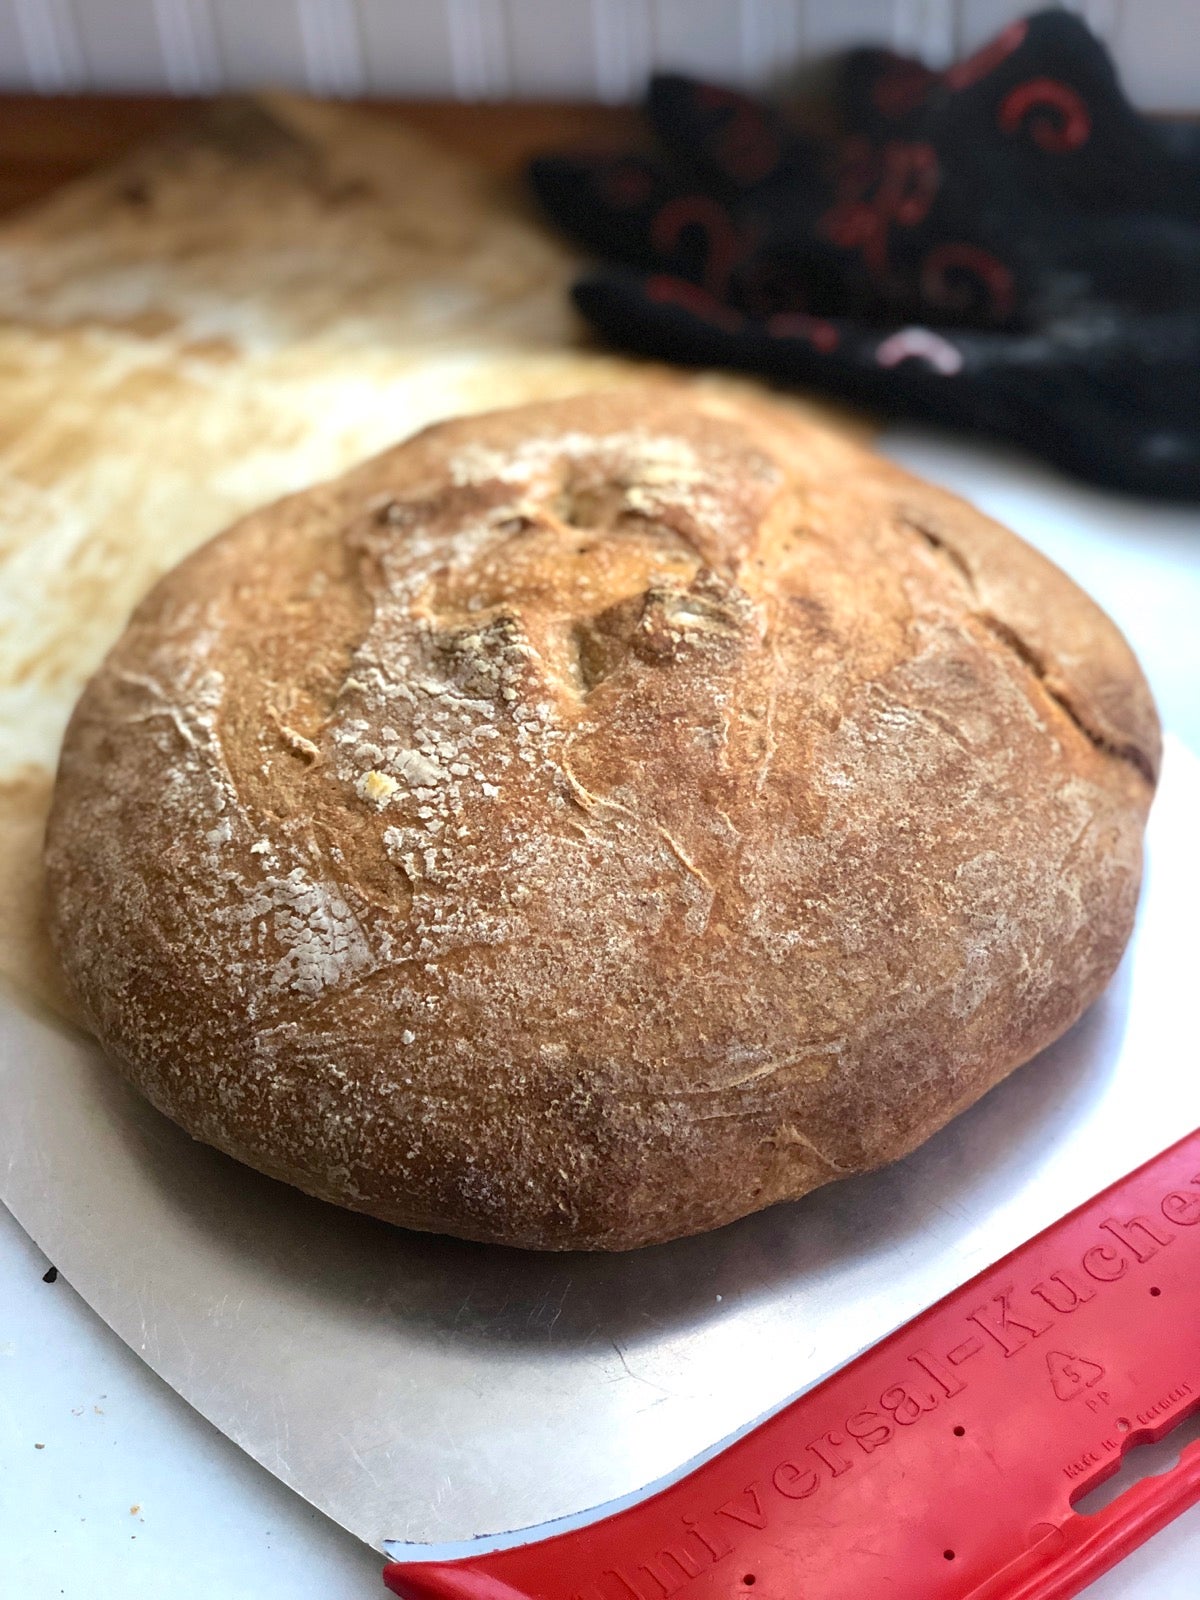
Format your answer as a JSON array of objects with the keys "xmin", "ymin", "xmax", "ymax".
[{"xmin": 1046, "ymin": 1349, "xmax": 1106, "ymax": 1401}]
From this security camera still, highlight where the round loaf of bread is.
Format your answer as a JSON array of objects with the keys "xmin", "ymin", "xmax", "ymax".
[{"xmin": 45, "ymin": 388, "xmax": 1159, "ymax": 1250}]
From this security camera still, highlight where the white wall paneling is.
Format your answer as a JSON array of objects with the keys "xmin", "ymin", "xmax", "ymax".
[
  {"xmin": 0, "ymin": 0, "xmax": 36, "ymax": 88},
  {"xmin": 590, "ymin": 0, "xmax": 654, "ymax": 102},
  {"xmin": 503, "ymin": 0, "xmax": 596, "ymax": 97},
  {"xmin": 0, "ymin": 0, "xmax": 1192, "ymax": 108},
  {"xmin": 11, "ymin": 0, "xmax": 85, "ymax": 89},
  {"xmin": 738, "ymin": 0, "xmax": 804, "ymax": 84},
  {"xmin": 446, "ymin": 0, "xmax": 510, "ymax": 99},
  {"xmin": 61, "ymin": 0, "xmax": 223, "ymax": 92},
  {"xmin": 296, "ymin": 0, "xmax": 365, "ymax": 96},
  {"xmin": 356, "ymin": 0, "xmax": 454, "ymax": 97},
  {"xmin": 891, "ymin": 0, "xmax": 959, "ymax": 63},
  {"xmin": 154, "ymin": 0, "xmax": 222, "ymax": 93},
  {"xmin": 653, "ymin": 0, "xmax": 746, "ymax": 81},
  {"xmin": 800, "ymin": 0, "xmax": 888, "ymax": 58},
  {"xmin": 72, "ymin": 0, "xmax": 161, "ymax": 89},
  {"xmin": 1061, "ymin": 0, "xmax": 1123, "ymax": 44},
  {"xmin": 208, "ymin": 0, "xmax": 307, "ymax": 92},
  {"xmin": 1109, "ymin": 0, "xmax": 1195, "ymax": 111}
]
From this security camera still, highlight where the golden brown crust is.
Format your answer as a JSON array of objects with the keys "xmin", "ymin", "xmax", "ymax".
[{"xmin": 44, "ymin": 388, "xmax": 1158, "ymax": 1249}]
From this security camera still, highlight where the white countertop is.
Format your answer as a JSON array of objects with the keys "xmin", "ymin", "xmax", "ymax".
[{"xmin": 2, "ymin": 428, "xmax": 1198, "ymax": 1599}]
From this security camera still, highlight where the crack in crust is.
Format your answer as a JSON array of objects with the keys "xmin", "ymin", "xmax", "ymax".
[
  {"xmin": 975, "ymin": 612, "xmax": 1156, "ymax": 785},
  {"xmin": 900, "ymin": 510, "xmax": 979, "ymax": 592},
  {"xmin": 900, "ymin": 507, "xmax": 1155, "ymax": 787}
]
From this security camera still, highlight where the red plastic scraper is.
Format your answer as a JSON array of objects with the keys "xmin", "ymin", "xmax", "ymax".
[{"xmin": 385, "ymin": 1130, "xmax": 1200, "ymax": 1600}]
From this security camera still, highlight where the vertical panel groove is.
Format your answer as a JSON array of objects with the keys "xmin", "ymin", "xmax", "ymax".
[
  {"xmin": 950, "ymin": 0, "xmax": 965, "ymax": 57},
  {"xmin": 1109, "ymin": 0, "xmax": 1127, "ymax": 52},
  {"xmin": 154, "ymin": 0, "xmax": 223, "ymax": 93},
  {"xmin": 448, "ymin": 0, "xmax": 511, "ymax": 100},
  {"xmin": 738, "ymin": 0, "xmax": 804, "ymax": 84},
  {"xmin": 15, "ymin": 0, "xmax": 86, "ymax": 89},
  {"xmin": 591, "ymin": 0, "xmax": 652, "ymax": 102},
  {"xmin": 297, "ymin": 0, "xmax": 365, "ymax": 97}
]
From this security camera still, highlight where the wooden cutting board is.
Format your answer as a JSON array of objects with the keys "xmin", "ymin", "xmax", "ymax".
[{"xmin": 0, "ymin": 93, "xmax": 856, "ymax": 1018}]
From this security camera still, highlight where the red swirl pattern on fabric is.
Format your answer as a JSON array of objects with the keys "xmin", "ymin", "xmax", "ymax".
[
  {"xmin": 693, "ymin": 84, "xmax": 782, "ymax": 187},
  {"xmin": 999, "ymin": 78, "xmax": 1092, "ymax": 152},
  {"xmin": 920, "ymin": 242, "xmax": 1015, "ymax": 320},
  {"xmin": 648, "ymin": 195, "xmax": 746, "ymax": 299},
  {"xmin": 820, "ymin": 140, "xmax": 940, "ymax": 281}
]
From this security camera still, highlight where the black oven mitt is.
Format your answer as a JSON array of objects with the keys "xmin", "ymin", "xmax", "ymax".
[{"xmin": 529, "ymin": 9, "xmax": 1200, "ymax": 499}]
